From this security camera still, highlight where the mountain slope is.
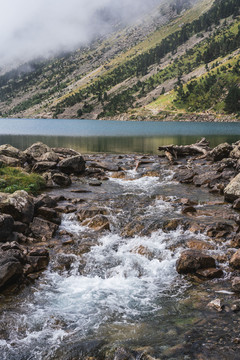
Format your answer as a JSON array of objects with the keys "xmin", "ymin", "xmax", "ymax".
[{"xmin": 0, "ymin": 0, "xmax": 239, "ymax": 121}]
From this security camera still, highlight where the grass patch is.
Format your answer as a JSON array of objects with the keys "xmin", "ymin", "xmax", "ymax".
[{"xmin": 0, "ymin": 166, "xmax": 46, "ymax": 195}]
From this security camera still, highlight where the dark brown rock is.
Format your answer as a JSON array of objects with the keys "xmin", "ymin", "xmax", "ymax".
[
  {"xmin": 25, "ymin": 256, "xmax": 49, "ymax": 274},
  {"xmin": 0, "ymin": 214, "xmax": 14, "ymax": 242},
  {"xmin": 176, "ymin": 250, "xmax": 216, "ymax": 274},
  {"xmin": 0, "ymin": 258, "xmax": 23, "ymax": 288},
  {"xmin": 13, "ymin": 221, "xmax": 28, "ymax": 234},
  {"xmin": 182, "ymin": 205, "xmax": 197, "ymax": 214},
  {"xmin": 34, "ymin": 194, "xmax": 58, "ymax": 210},
  {"xmin": 193, "ymin": 171, "xmax": 221, "ymax": 187},
  {"xmin": 173, "ymin": 169, "xmax": 196, "ymax": 183},
  {"xmin": 233, "ymin": 198, "xmax": 240, "ymax": 210},
  {"xmin": 36, "ymin": 207, "xmax": 61, "ymax": 225},
  {"xmin": 30, "ymin": 217, "xmax": 58, "ymax": 240},
  {"xmin": 77, "ymin": 207, "xmax": 108, "ymax": 222},
  {"xmin": 196, "ymin": 268, "xmax": 223, "ymax": 279},
  {"xmin": 83, "ymin": 215, "xmax": 110, "ymax": 231},
  {"xmin": 58, "ymin": 155, "xmax": 85, "ymax": 175},
  {"xmin": 230, "ymin": 250, "xmax": 240, "ymax": 269}
]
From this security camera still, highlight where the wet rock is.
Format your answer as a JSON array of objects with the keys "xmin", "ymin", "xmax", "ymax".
[
  {"xmin": 186, "ymin": 240, "xmax": 214, "ymax": 251},
  {"xmin": 55, "ymin": 204, "xmax": 77, "ymax": 213},
  {"xmin": 32, "ymin": 161, "xmax": 57, "ymax": 173},
  {"xmin": 230, "ymin": 250, "xmax": 240, "ymax": 269},
  {"xmin": 162, "ymin": 219, "xmax": 181, "ymax": 232},
  {"xmin": 173, "ymin": 168, "xmax": 196, "ymax": 183},
  {"xmin": 176, "ymin": 250, "xmax": 216, "ymax": 274},
  {"xmin": 30, "ymin": 217, "xmax": 58, "ymax": 240},
  {"xmin": 83, "ymin": 214, "xmax": 110, "ymax": 231},
  {"xmin": 111, "ymin": 171, "xmax": 126, "ymax": 179},
  {"xmin": 36, "ymin": 207, "xmax": 61, "ymax": 225},
  {"xmin": 25, "ymin": 255, "xmax": 49, "ymax": 274},
  {"xmin": 58, "ymin": 155, "xmax": 85, "ymax": 175},
  {"xmin": 196, "ymin": 268, "xmax": 223, "ymax": 279},
  {"xmin": 231, "ymin": 300, "xmax": 240, "ymax": 311},
  {"xmin": 52, "ymin": 172, "xmax": 71, "ymax": 186},
  {"xmin": 0, "ymin": 214, "xmax": 14, "ymax": 242},
  {"xmin": 206, "ymin": 222, "xmax": 234, "ymax": 238},
  {"xmin": 28, "ymin": 248, "xmax": 49, "ymax": 257},
  {"xmin": 121, "ymin": 221, "xmax": 145, "ymax": 237},
  {"xmin": 77, "ymin": 207, "xmax": 108, "ymax": 222},
  {"xmin": 182, "ymin": 205, "xmax": 197, "ymax": 214},
  {"xmin": 55, "ymin": 254, "xmax": 77, "ymax": 271},
  {"xmin": 210, "ymin": 143, "xmax": 233, "ymax": 161},
  {"xmin": 224, "ymin": 173, "xmax": 240, "ymax": 202},
  {"xmin": 231, "ymin": 277, "xmax": 240, "ymax": 292},
  {"xmin": 24, "ymin": 142, "xmax": 52, "ymax": 162},
  {"xmin": 0, "ymin": 190, "xmax": 34, "ymax": 224},
  {"xmin": 89, "ymin": 180, "xmax": 102, "ymax": 186},
  {"xmin": 131, "ymin": 245, "xmax": 154, "ymax": 260},
  {"xmin": 207, "ymin": 298, "xmax": 223, "ymax": 312}
]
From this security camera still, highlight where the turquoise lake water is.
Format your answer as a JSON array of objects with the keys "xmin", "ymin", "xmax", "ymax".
[{"xmin": 0, "ymin": 119, "xmax": 239, "ymax": 153}]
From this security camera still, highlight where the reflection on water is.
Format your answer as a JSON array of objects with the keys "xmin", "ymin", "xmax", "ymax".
[{"xmin": 0, "ymin": 119, "xmax": 239, "ymax": 154}]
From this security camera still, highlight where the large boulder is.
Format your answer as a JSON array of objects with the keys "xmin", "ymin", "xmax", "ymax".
[
  {"xmin": 0, "ymin": 155, "xmax": 21, "ymax": 167},
  {"xmin": 32, "ymin": 161, "xmax": 57, "ymax": 173},
  {"xmin": 24, "ymin": 142, "xmax": 52, "ymax": 162},
  {"xmin": 0, "ymin": 214, "xmax": 14, "ymax": 242},
  {"xmin": 52, "ymin": 172, "xmax": 72, "ymax": 186},
  {"xmin": 224, "ymin": 173, "xmax": 240, "ymax": 202},
  {"xmin": 210, "ymin": 143, "xmax": 233, "ymax": 161},
  {"xmin": 176, "ymin": 250, "xmax": 216, "ymax": 274},
  {"xmin": 230, "ymin": 143, "xmax": 240, "ymax": 159},
  {"xmin": 0, "ymin": 144, "xmax": 26, "ymax": 162},
  {"xmin": 52, "ymin": 147, "xmax": 80, "ymax": 158},
  {"xmin": 0, "ymin": 190, "xmax": 34, "ymax": 224},
  {"xmin": 30, "ymin": 217, "xmax": 58, "ymax": 240},
  {"xmin": 58, "ymin": 155, "xmax": 85, "ymax": 175},
  {"xmin": 0, "ymin": 242, "xmax": 25, "ymax": 288}
]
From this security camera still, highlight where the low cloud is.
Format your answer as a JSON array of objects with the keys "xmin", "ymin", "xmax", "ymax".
[{"xmin": 0, "ymin": 0, "xmax": 160, "ymax": 68}]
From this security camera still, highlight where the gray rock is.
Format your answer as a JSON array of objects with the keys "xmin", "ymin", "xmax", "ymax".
[
  {"xmin": 0, "ymin": 190, "xmax": 34, "ymax": 224},
  {"xmin": 230, "ymin": 144, "xmax": 240, "ymax": 159},
  {"xmin": 32, "ymin": 161, "xmax": 57, "ymax": 173},
  {"xmin": 52, "ymin": 172, "xmax": 72, "ymax": 186},
  {"xmin": 58, "ymin": 155, "xmax": 85, "ymax": 175},
  {"xmin": 24, "ymin": 142, "xmax": 52, "ymax": 161},
  {"xmin": 0, "ymin": 155, "xmax": 21, "ymax": 167},
  {"xmin": 210, "ymin": 143, "xmax": 233, "ymax": 161},
  {"xmin": 224, "ymin": 173, "xmax": 240, "ymax": 202},
  {"xmin": 0, "ymin": 258, "xmax": 23, "ymax": 288}
]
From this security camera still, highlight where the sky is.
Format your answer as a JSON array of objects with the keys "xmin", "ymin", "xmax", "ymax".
[{"xmin": 0, "ymin": 0, "xmax": 160, "ymax": 68}]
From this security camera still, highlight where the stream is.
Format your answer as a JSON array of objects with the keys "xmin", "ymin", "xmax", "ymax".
[{"xmin": 1, "ymin": 153, "xmax": 240, "ymax": 359}]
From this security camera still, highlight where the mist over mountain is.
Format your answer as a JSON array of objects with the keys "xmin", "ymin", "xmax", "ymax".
[{"xmin": 0, "ymin": 0, "xmax": 160, "ymax": 68}]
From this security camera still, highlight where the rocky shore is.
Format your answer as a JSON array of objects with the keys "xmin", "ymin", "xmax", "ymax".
[{"xmin": 1, "ymin": 138, "xmax": 240, "ymax": 358}]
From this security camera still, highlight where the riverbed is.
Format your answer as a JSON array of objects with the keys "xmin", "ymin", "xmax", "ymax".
[{"xmin": 1, "ymin": 149, "xmax": 240, "ymax": 360}]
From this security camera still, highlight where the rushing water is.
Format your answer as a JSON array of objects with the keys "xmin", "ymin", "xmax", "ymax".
[
  {"xmin": 0, "ymin": 119, "xmax": 240, "ymax": 154},
  {"xmin": 1, "ymin": 154, "xmax": 238, "ymax": 360}
]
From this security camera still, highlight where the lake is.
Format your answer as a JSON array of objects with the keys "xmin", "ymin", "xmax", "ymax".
[{"xmin": 0, "ymin": 118, "xmax": 240, "ymax": 153}]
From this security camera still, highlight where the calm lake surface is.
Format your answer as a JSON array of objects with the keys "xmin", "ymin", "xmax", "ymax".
[{"xmin": 0, "ymin": 119, "xmax": 240, "ymax": 153}]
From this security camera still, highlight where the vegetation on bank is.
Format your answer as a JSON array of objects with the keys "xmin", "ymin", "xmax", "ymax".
[{"xmin": 0, "ymin": 166, "xmax": 46, "ymax": 194}]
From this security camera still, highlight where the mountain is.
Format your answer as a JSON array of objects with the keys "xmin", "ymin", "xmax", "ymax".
[{"xmin": 0, "ymin": 0, "xmax": 239, "ymax": 121}]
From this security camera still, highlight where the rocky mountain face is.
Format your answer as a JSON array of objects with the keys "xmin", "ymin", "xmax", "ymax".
[{"xmin": 0, "ymin": 0, "xmax": 239, "ymax": 121}]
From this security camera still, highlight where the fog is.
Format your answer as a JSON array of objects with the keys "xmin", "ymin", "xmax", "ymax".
[{"xmin": 0, "ymin": 0, "xmax": 160, "ymax": 68}]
